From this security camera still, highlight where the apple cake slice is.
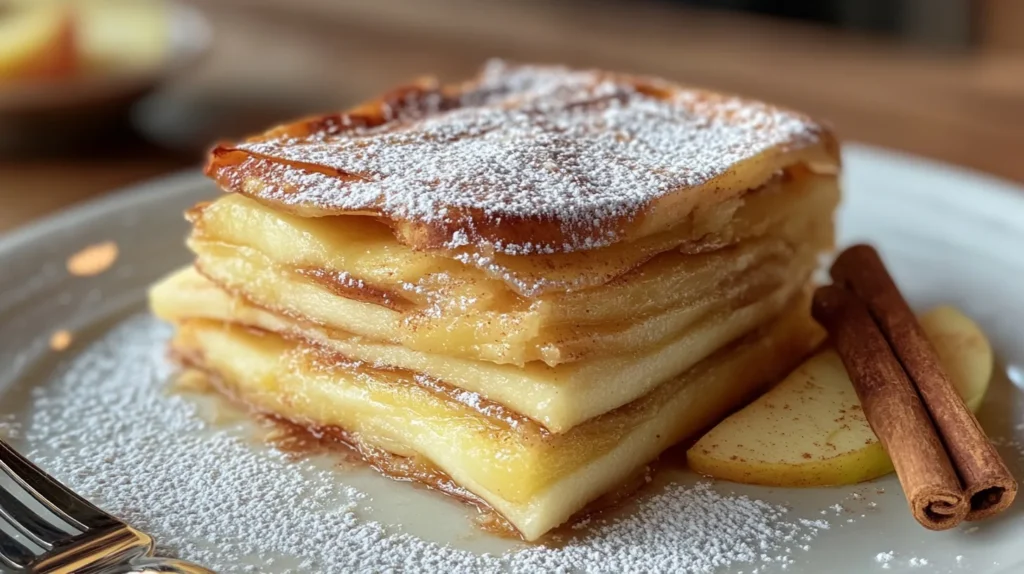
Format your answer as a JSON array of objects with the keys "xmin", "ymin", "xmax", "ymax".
[{"xmin": 150, "ymin": 60, "xmax": 838, "ymax": 540}]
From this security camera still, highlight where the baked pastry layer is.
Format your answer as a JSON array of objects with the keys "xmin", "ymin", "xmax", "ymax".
[
  {"xmin": 169, "ymin": 298, "xmax": 821, "ymax": 540},
  {"xmin": 152, "ymin": 257, "xmax": 814, "ymax": 432},
  {"xmin": 185, "ymin": 169, "xmax": 837, "ymax": 366},
  {"xmin": 207, "ymin": 60, "xmax": 839, "ymax": 256}
]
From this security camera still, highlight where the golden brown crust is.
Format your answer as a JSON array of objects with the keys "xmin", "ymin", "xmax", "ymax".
[{"xmin": 205, "ymin": 60, "xmax": 840, "ymax": 255}]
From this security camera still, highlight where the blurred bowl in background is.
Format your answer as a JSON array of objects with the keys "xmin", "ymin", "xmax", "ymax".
[{"xmin": 0, "ymin": 0, "xmax": 211, "ymax": 155}]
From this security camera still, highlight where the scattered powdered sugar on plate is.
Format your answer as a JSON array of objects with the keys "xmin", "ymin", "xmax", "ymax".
[
  {"xmin": 10, "ymin": 313, "xmax": 831, "ymax": 573},
  {"xmin": 0, "ymin": 413, "xmax": 20, "ymax": 441}
]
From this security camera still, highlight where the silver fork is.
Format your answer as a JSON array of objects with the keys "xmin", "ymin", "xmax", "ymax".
[{"xmin": 0, "ymin": 439, "xmax": 214, "ymax": 573}]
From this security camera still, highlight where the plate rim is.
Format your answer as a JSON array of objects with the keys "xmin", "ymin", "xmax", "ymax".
[{"xmin": 0, "ymin": 169, "xmax": 208, "ymax": 256}]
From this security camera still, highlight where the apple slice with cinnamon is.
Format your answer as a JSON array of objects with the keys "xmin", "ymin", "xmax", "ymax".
[{"xmin": 687, "ymin": 305, "xmax": 992, "ymax": 489}]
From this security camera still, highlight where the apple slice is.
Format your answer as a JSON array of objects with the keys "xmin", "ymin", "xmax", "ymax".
[
  {"xmin": 686, "ymin": 306, "xmax": 993, "ymax": 487},
  {"xmin": 919, "ymin": 305, "xmax": 993, "ymax": 412}
]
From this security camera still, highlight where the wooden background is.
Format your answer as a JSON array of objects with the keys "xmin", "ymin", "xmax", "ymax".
[{"xmin": 2, "ymin": 0, "xmax": 1023, "ymax": 232}]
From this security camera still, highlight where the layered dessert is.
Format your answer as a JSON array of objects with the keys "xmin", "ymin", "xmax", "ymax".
[{"xmin": 150, "ymin": 61, "xmax": 840, "ymax": 540}]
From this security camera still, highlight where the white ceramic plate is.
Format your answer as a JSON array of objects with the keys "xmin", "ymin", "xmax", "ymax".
[{"xmin": 1, "ymin": 144, "xmax": 1023, "ymax": 573}]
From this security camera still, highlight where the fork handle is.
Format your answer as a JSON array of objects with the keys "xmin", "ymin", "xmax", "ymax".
[{"xmin": 100, "ymin": 556, "xmax": 218, "ymax": 573}]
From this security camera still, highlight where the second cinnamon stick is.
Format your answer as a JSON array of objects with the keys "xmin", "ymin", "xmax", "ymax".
[{"xmin": 812, "ymin": 285, "xmax": 968, "ymax": 529}]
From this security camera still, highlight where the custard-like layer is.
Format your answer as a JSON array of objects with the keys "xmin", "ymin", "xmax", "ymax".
[
  {"xmin": 153, "ymin": 260, "xmax": 816, "ymax": 432},
  {"xmin": 186, "ymin": 172, "xmax": 835, "ymax": 366},
  {"xmin": 169, "ymin": 299, "xmax": 821, "ymax": 540},
  {"xmin": 192, "ymin": 169, "xmax": 836, "ymax": 299}
]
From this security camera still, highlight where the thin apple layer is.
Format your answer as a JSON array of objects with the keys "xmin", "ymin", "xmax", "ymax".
[
  {"xmin": 169, "ymin": 297, "xmax": 822, "ymax": 540},
  {"xmin": 152, "ymin": 254, "xmax": 814, "ymax": 432},
  {"xmin": 190, "ymin": 167, "xmax": 837, "ymax": 299},
  {"xmin": 186, "ymin": 194, "xmax": 833, "ymax": 368}
]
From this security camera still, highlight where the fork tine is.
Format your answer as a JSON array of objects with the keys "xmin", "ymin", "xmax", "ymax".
[
  {"xmin": 0, "ymin": 514, "xmax": 36, "ymax": 570},
  {"xmin": 0, "ymin": 441, "xmax": 118, "ymax": 532},
  {"xmin": 0, "ymin": 484, "xmax": 72, "ymax": 547}
]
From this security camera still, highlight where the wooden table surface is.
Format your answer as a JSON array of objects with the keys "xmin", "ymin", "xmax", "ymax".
[{"xmin": 2, "ymin": 0, "xmax": 1023, "ymax": 233}]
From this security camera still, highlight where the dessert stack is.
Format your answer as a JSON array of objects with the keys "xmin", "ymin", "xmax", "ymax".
[{"xmin": 150, "ymin": 61, "xmax": 840, "ymax": 540}]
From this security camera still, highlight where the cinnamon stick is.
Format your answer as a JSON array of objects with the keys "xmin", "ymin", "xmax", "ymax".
[
  {"xmin": 812, "ymin": 285, "xmax": 968, "ymax": 529},
  {"xmin": 831, "ymin": 245, "xmax": 1017, "ymax": 521}
]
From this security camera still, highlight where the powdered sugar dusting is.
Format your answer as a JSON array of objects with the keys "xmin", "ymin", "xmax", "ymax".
[
  {"xmin": 216, "ymin": 60, "xmax": 823, "ymax": 255},
  {"xmin": 8, "ymin": 314, "xmax": 830, "ymax": 573}
]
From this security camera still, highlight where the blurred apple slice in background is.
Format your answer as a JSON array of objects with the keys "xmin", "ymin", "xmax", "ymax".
[
  {"xmin": 0, "ymin": 4, "xmax": 77, "ymax": 80},
  {"xmin": 76, "ymin": 0, "xmax": 169, "ymax": 73}
]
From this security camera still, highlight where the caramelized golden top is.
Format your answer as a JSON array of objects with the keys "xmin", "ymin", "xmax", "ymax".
[{"xmin": 207, "ymin": 60, "xmax": 838, "ymax": 255}]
